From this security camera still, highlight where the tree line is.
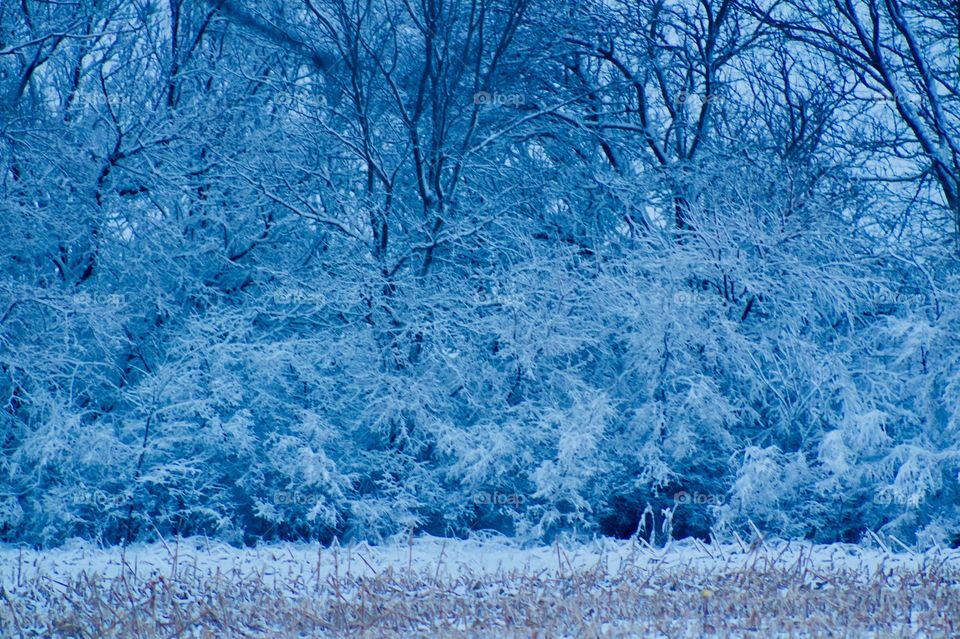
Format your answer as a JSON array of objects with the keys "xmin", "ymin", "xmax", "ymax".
[{"xmin": 1, "ymin": 0, "xmax": 958, "ymax": 547}]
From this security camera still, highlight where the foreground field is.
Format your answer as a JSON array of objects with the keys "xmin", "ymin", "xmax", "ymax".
[{"xmin": 1, "ymin": 535, "xmax": 958, "ymax": 638}]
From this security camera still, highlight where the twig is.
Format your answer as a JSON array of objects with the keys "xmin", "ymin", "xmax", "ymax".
[{"xmin": 0, "ymin": 586, "xmax": 24, "ymax": 639}]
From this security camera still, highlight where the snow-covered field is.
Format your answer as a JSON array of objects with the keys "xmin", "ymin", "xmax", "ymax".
[{"xmin": 1, "ymin": 535, "xmax": 958, "ymax": 638}]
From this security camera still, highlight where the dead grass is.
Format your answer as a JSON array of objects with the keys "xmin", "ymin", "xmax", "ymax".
[{"xmin": 1, "ymin": 539, "xmax": 958, "ymax": 638}]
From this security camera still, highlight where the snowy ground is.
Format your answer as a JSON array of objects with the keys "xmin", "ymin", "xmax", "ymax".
[{"xmin": 1, "ymin": 534, "xmax": 958, "ymax": 637}]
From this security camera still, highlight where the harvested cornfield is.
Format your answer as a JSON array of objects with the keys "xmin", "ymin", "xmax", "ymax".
[{"xmin": 2, "ymin": 536, "xmax": 958, "ymax": 638}]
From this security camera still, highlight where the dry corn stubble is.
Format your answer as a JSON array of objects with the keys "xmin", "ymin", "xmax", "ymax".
[{"xmin": 1, "ymin": 540, "xmax": 958, "ymax": 638}]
